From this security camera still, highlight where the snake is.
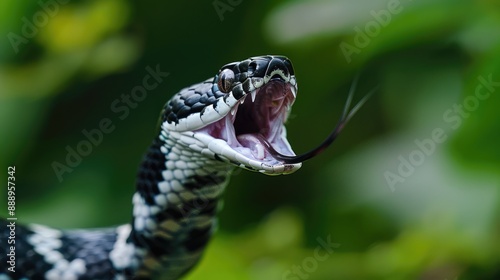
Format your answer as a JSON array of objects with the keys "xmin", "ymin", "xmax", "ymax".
[{"xmin": 0, "ymin": 55, "xmax": 371, "ymax": 279}]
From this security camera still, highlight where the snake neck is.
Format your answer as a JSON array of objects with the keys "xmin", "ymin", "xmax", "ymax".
[{"xmin": 112, "ymin": 130, "xmax": 233, "ymax": 278}]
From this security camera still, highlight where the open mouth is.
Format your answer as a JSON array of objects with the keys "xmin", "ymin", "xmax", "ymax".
[{"xmin": 196, "ymin": 80, "xmax": 296, "ymax": 164}]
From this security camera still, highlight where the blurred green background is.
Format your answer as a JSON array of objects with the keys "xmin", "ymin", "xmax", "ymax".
[{"xmin": 1, "ymin": 0, "xmax": 499, "ymax": 279}]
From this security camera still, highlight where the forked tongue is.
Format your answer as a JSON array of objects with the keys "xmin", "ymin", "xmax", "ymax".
[{"xmin": 261, "ymin": 77, "xmax": 377, "ymax": 164}]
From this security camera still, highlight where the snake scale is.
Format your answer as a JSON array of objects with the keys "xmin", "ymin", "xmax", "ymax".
[{"xmin": 0, "ymin": 55, "xmax": 369, "ymax": 279}]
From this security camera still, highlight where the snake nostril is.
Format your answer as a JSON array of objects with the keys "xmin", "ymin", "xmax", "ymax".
[{"xmin": 270, "ymin": 73, "xmax": 284, "ymax": 81}]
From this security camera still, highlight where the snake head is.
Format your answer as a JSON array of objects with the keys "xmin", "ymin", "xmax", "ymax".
[{"xmin": 162, "ymin": 55, "xmax": 301, "ymax": 175}]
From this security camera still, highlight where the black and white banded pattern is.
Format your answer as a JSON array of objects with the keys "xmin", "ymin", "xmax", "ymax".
[{"xmin": 1, "ymin": 56, "xmax": 305, "ymax": 279}]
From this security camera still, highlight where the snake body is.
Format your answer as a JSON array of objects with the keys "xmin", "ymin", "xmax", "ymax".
[{"xmin": 0, "ymin": 56, "xmax": 304, "ymax": 279}]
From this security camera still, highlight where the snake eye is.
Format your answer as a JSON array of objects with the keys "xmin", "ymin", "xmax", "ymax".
[{"xmin": 218, "ymin": 69, "xmax": 235, "ymax": 93}]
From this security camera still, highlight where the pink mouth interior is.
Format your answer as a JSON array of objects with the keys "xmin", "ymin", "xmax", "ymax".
[{"xmin": 198, "ymin": 81, "xmax": 296, "ymax": 163}]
